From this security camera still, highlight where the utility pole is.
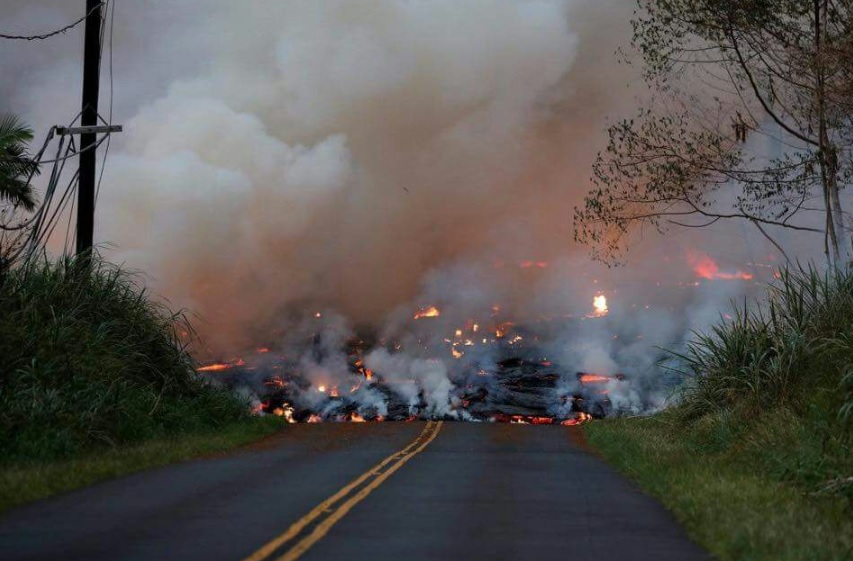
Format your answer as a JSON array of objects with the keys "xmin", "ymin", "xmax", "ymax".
[{"xmin": 76, "ymin": 0, "xmax": 103, "ymax": 258}]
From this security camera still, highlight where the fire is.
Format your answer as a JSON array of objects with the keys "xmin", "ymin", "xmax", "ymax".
[
  {"xmin": 414, "ymin": 306, "xmax": 441, "ymax": 320},
  {"xmin": 256, "ymin": 347, "xmax": 270, "ymax": 353},
  {"xmin": 264, "ymin": 376, "xmax": 286, "ymax": 388},
  {"xmin": 364, "ymin": 368, "xmax": 374, "ymax": 381},
  {"xmin": 329, "ymin": 386, "xmax": 340, "ymax": 397},
  {"xmin": 579, "ymin": 374, "xmax": 612, "ymax": 383},
  {"xmin": 451, "ymin": 347, "xmax": 464, "ymax": 359},
  {"xmin": 272, "ymin": 405, "xmax": 296, "ymax": 423},
  {"xmin": 495, "ymin": 321, "xmax": 515, "ymax": 338},
  {"xmin": 349, "ymin": 412, "xmax": 367, "ymax": 423},
  {"xmin": 196, "ymin": 363, "xmax": 231, "ymax": 372},
  {"xmin": 593, "ymin": 294, "xmax": 608, "ymax": 316},
  {"xmin": 318, "ymin": 385, "xmax": 327, "ymax": 393},
  {"xmin": 561, "ymin": 412, "xmax": 592, "ymax": 426},
  {"xmin": 688, "ymin": 250, "xmax": 754, "ymax": 281},
  {"xmin": 307, "ymin": 414, "xmax": 323, "ymax": 423}
]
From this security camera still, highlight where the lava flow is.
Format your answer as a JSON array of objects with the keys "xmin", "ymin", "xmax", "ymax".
[{"xmin": 688, "ymin": 250, "xmax": 754, "ymax": 281}]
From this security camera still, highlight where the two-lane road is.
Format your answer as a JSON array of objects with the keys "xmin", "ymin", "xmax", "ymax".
[{"xmin": 0, "ymin": 423, "xmax": 709, "ymax": 561}]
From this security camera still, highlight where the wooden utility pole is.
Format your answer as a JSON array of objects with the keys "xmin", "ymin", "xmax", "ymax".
[{"xmin": 76, "ymin": 0, "xmax": 103, "ymax": 258}]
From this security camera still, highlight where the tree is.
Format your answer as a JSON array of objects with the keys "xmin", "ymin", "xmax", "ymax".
[
  {"xmin": 575, "ymin": 0, "xmax": 853, "ymax": 265},
  {"xmin": 0, "ymin": 115, "xmax": 38, "ymax": 212}
]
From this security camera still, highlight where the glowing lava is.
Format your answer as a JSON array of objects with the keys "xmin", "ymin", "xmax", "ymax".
[
  {"xmin": 196, "ymin": 363, "xmax": 231, "ymax": 372},
  {"xmin": 579, "ymin": 374, "xmax": 612, "ymax": 384},
  {"xmin": 414, "ymin": 306, "xmax": 441, "ymax": 320},
  {"xmin": 593, "ymin": 293, "xmax": 609, "ymax": 316},
  {"xmin": 688, "ymin": 251, "xmax": 754, "ymax": 281}
]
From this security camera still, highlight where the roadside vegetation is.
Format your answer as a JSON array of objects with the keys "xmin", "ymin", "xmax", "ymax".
[
  {"xmin": 587, "ymin": 266, "xmax": 853, "ymax": 561},
  {"xmin": 0, "ymin": 255, "xmax": 280, "ymax": 511}
]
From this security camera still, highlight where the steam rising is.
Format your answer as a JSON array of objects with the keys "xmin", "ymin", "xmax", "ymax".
[{"xmin": 2, "ymin": 0, "xmax": 779, "ymax": 416}]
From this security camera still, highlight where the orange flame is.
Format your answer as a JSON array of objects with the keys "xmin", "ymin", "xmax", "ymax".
[
  {"xmin": 197, "ymin": 363, "xmax": 231, "ymax": 372},
  {"xmin": 593, "ymin": 294, "xmax": 608, "ymax": 316},
  {"xmin": 579, "ymin": 374, "xmax": 612, "ymax": 383},
  {"xmin": 414, "ymin": 306, "xmax": 441, "ymax": 320},
  {"xmin": 495, "ymin": 321, "xmax": 515, "ymax": 338},
  {"xmin": 688, "ymin": 251, "xmax": 754, "ymax": 281},
  {"xmin": 561, "ymin": 412, "xmax": 592, "ymax": 426}
]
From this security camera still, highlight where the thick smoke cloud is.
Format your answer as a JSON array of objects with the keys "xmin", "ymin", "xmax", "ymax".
[{"xmin": 1, "ymin": 1, "xmax": 782, "ymax": 416}]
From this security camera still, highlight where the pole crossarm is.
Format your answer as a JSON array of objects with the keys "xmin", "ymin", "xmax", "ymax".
[{"xmin": 56, "ymin": 125, "xmax": 122, "ymax": 136}]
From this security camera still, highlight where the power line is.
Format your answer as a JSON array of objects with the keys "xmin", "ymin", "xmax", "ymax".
[
  {"xmin": 0, "ymin": 3, "xmax": 105, "ymax": 41},
  {"xmin": 95, "ymin": 0, "xmax": 116, "ymax": 207}
]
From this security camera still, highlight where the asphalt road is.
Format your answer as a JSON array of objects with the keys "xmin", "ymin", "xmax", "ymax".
[{"xmin": 0, "ymin": 422, "xmax": 709, "ymax": 561}]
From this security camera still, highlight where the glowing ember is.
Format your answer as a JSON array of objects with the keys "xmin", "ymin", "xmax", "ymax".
[
  {"xmin": 414, "ymin": 306, "xmax": 441, "ymax": 320},
  {"xmin": 561, "ymin": 412, "xmax": 592, "ymax": 426},
  {"xmin": 593, "ymin": 293, "xmax": 608, "ymax": 316},
  {"xmin": 495, "ymin": 321, "xmax": 514, "ymax": 338},
  {"xmin": 688, "ymin": 250, "xmax": 754, "ymax": 281},
  {"xmin": 519, "ymin": 260, "xmax": 549, "ymax": 269},
  {"xmin": 272, "ymin": 405, "xmax": 296, "ymax": 423},
  {"xmin": 264, "ymin": 376, "xmax": 286, "ymax": 388},
  {"xmin": 256, "ymin": 347, "xmax": 270, "ymax": 353},
  {"xmin": 579, "ymin": 374, "xmax": 612, "ymax": 383},
  {"xmin": 196, "ymin": 363, "xmax": 231, "ymax": 372}
]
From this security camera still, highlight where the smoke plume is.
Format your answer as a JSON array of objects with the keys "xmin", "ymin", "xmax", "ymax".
[{"xmin": 1, "ymin": 0, "xmax": 783, "ymax": 416}]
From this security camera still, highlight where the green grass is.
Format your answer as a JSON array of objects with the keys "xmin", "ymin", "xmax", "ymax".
[
  {"xmin": 587, "ymin": 413, "xmax": 853, "ymax": 561},
  {"xmin": 586, "ymin": 265, "xmax": 853, "ymax": 561},
  {"xmin": 0, "ymin": 254, "xmax": 286, "ymax": 513},
  {"xmin": 0, "ymin": 254, "xmax": 253, "ymax": 462},
  {"xmin": 0, "ymin": 417, "xmax": 284, "ymax": 513}
]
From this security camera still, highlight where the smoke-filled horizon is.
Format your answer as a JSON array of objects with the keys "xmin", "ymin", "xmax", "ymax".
[{"xmin": 2, "ymin": 0, "xmax": 782, "ymax": 382}]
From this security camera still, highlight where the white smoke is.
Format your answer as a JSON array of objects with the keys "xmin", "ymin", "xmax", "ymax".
[{"xmin": 1, "ymin": 0, "xmax": 788, "ymax": 417}]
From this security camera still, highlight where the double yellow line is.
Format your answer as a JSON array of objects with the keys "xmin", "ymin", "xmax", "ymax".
[{"xmin": 242, "ymin": 420, "xmax": 444, "ymax": 561}]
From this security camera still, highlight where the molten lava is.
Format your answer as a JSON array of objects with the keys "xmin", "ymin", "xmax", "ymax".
[
  {"xmin": 593, "ymin": 293, "xmax": 608, "ymax": 316},
  {"xmin": 688, "ymin": 251, "xmax": 754, "ymax": 281},
  {"xmin": 196, "ymin": 363, "xmax": 231, "ymax": 372},
  {"xmin": 579, "ymin": 374, "xmax": 612, "ymax": 384},
  {"xmin": 560, "ymin": 412, "xmax": 592, "ymax": 426},
  {"xmin": 414, "ymin": 306, "xmax": 441, "ymax": 320}
]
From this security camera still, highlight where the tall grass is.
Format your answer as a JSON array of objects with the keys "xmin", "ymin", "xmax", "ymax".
[
  {"xmin": 671, "ymin": 265, "xmax": 853, "ymax": 423},
  {"xmin": 663, "ymin": 264, "xmax": 853, "ymax": 506},
  {"xmin": 0, "ymin": 254, "xmax": 249, "ymax": 462}
]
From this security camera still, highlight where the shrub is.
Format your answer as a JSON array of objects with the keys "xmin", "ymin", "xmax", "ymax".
[{"xmin": 0, "ymin": 254, "xmax": 249, "ymax": 462}]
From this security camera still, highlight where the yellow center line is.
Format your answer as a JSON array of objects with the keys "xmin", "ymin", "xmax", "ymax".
[{"xmin": 242, "ymin": 420, "xmax": 444, "ymax": 561}]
